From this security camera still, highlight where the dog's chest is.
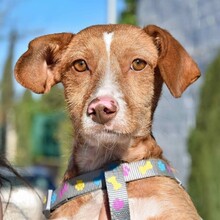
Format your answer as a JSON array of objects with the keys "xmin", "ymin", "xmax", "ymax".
[
  {"xmin": 73, "ymin": 191, "xmax": 163, "ymax": 220},
  {"xmin": 73, "ymin": 191, "xmax": 104, "ymax": 220}
]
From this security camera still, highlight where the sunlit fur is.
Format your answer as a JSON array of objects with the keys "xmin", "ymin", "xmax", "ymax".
[{"xmin": 14, "ymin": 24, "xmax": 201, "ymax": 219}]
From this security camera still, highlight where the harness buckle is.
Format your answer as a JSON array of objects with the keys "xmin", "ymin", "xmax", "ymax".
[{"xmin": 43, "ymin": 189, "xmax": 53, "ymax": 218}]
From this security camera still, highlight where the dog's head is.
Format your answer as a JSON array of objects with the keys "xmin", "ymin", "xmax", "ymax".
[{"xmin": 15, "ymin": 24, "xmax": 200, "ymax": 147}]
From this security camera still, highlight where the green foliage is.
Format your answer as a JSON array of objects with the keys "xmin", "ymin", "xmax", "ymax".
[
  {"xmin": 188, "ymin": 52, "xmax": 220, "ymax": 220},
  {"xmin": 1, "ymin": 32, "xmax": 16, "ymax": 112},
  {"xmin": 15, "ymin": 85, "xmax": 71, "ymax": 167},
  {"xmin": 0, "ymin": 31, "xmax": 16, "ymax": 155},
  {"xmin": 119, "ymin": 0, "xmax": 137, "ymax": 25},
  {"xmin": 15, "ymin": 90, "xmax": 37, "ymax": 165}
]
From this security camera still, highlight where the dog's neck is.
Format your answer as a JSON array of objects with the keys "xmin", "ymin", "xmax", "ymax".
[{"xmin": 63, "ymin": 134, "xmax": 163, "ymax": 181}]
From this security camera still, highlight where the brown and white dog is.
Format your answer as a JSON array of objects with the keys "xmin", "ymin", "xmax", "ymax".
[{"xmin": 15, "ymin": 24, "xmax": 201, "ymax": 219}]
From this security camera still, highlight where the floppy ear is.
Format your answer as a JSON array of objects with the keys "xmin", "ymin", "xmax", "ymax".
[
  {"xmin": 14, "ymin": 33, "xmax": 74, "ymax": 94},
  {"xmin": 144, "ymin": 25, "xmax": 200, "ymax": 98}
]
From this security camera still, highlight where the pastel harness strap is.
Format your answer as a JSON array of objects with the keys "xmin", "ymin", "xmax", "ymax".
[
  {"xmin": 43, "ymin": 159, "xmax": 179, "ymax": 219},
  {"xmin": 104, "ymin": 162, "xmax": 130, "ymax": 219}
]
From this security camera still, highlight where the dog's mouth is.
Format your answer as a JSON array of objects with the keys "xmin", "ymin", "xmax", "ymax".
[
  {"xmin": 103, "ymin": 128, "xmax": 128, "ymax": 136},
  {"xmin": 82, "ymin": 125, "xmax": 131, "ymax": 146},
  {"xmin": 84, "ymin": 123, "xmax": 131, "ymax": 136}
]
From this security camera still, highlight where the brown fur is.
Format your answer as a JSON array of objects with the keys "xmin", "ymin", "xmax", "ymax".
[{"xmin": 14, "ymin": 24, "xmax": 201, "ymax": 219}]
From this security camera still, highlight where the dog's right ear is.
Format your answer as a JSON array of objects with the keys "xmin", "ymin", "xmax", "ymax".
[{"xmin": 14, "ymin": 33, "xmax": 74, "ymax": 94}]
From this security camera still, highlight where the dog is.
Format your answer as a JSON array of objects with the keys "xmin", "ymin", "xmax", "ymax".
[{"xmin": 14, "ymin": 24, "xmax": 201, "ymax": 219}]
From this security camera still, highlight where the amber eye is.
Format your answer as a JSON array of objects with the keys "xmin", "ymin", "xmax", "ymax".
[
  {"xmin": 131, "ymin": 59, "xmax": 147, "ymax": 71},
  {"xmin": 73, "ymin": 59, "xmax": 88, "ymax": 72}
]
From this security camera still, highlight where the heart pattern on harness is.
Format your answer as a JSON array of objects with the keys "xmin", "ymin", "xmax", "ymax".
[{"xmin": 113, "ymin": 198, "xmax": 125, "ymax": 211}]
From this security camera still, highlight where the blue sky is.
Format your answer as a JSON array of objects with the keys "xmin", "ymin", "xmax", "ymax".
[{"xmin": 0, "ymin": 0, "xmax": 125, "ymax": 93}]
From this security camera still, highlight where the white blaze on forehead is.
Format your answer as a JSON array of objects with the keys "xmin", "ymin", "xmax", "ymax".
[
  {"xmin": 94, "ymin": 32, "xmax": 125, "ymax": 111},
  {"xmin": 93, "ymin": 32, "xmax": 126, "ymax": 125},
  {"xmin": 103, "ymin": 32, "xmax": 114, "ymax": 58},
  {"xmin": 94, "ymin": 32, "xmax": 116, "ymax": 97}
]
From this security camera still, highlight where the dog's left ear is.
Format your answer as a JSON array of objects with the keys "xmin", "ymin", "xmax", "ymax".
[{"xmin": 144, "ymin": 25, "xmax": 200, "ymax": 98}]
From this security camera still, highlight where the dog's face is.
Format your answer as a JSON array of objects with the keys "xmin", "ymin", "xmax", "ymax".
[
  {"xmin": 14, "ymin": 24, "xmax": 200, "ymax": 147},
  {"xmin": 61, "ymin": 25, "xmax": 160, "ymax": 145}
]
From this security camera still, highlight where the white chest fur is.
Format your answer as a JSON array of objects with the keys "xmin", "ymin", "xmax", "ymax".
[{"xmin": 73, "ymin": 192, "xmax": 164, "ymax": 220}]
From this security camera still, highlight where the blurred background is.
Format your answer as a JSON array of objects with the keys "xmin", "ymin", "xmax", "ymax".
[{"xmin": 0, "ymin": 0, "xmax": 219, "ymax": 219}]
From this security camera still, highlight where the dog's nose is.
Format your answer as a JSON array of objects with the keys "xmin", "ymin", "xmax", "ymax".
[{"xmin": 87, "ymin": 96, "xmax": 118, "ymax": 124}]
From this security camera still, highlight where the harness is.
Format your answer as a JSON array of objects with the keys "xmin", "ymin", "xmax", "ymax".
[{"xmin": 43, "ymin": 159, "xmax": 181, "ymax": 219}]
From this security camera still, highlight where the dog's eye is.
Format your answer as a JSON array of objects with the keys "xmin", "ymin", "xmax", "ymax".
[
  {"xmin": 73, "ymin": 59, "xmax": 88, "ymax": 72},
  {"xmin": 131, "ymin": 59, "xmax": 147, "ymax": 71}
]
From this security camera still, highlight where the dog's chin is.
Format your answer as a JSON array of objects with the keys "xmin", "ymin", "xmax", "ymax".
[{"xmin": 83, "ymin": 126, "xmax": 131, "ymax": 147}]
